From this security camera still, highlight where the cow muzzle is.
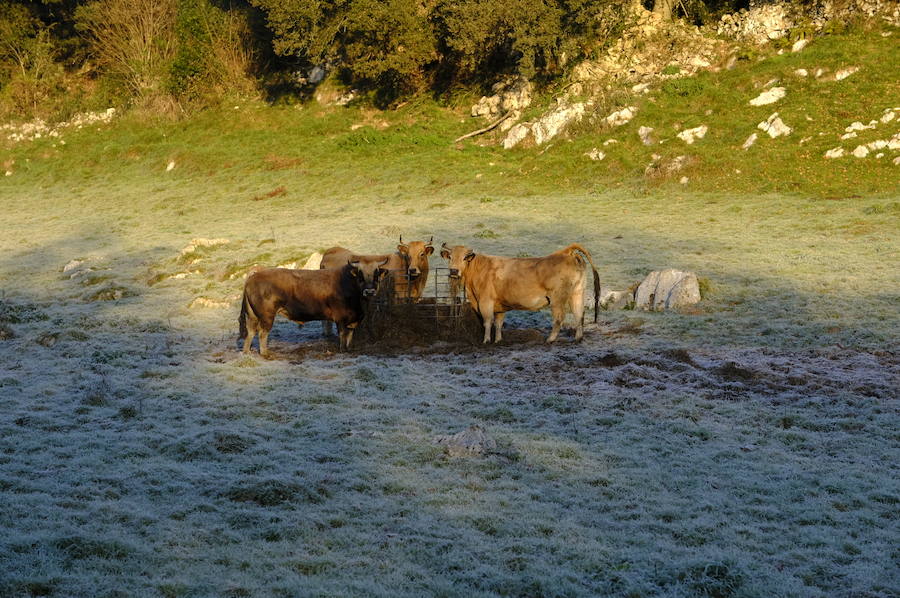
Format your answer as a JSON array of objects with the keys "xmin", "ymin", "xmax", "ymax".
[
  {"xmin": 449, "ymin": 269, "xmax": 460, "ymax": 279},
  {"xmin": 407, "ymin": 268, "xmax": 420, "ymax": 279},
  {"xmin": 362, "ymin": 288, "xmax": 376, "ymax": 297}
]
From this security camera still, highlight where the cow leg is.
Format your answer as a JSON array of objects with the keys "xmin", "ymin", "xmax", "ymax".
[
  {"xmin": 493, "ymin": 313, "xmax": 506, "ymax": 343},
  {"xmin": 478, "ymin": 303, "xmax": 494, "ymax": 344},
  {"xmin": 258, "ymin": 315, "xmax": 274, "ymax": 357},
  {"xmin": 322, "ymin": 320, "xmax": 334, "ymax": 337},
  {"xmin": 570, "ymin": 285, "xmax": 586, "ymax": 342},
  {"xmin": 337, "ymin": 323, "xmax": 354, "ymax": 352},
  {"xmin": 547, "ymin": 302, "xmax": 565, "ymax": 343},
  {"xmin": 242, "ymin": 321, "xmax": 256, "ymax": 354}
]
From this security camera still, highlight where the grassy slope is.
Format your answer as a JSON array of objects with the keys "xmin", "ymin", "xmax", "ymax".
[{"xmin": 0, "ymin": 20, "xmax": 898, "ymax": 598}]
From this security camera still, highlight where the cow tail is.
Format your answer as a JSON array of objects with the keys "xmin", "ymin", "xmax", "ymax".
[
  {"xmin": 565, "ymin": 243, "xmax": 601, "ymax": 323},
  {"xmin": 238, "ymin": 289, "xmax": 250, "ymax": 340}
]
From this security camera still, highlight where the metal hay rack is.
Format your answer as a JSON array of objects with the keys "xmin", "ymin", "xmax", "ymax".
[{"xmin": 356, "ymin": 267, "xmax": 482, "ymax": 346}]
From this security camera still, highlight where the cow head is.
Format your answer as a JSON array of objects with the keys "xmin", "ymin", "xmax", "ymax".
[
  {"xmin": 440, "ymin": 243, "xmax": 476, "ymax": 279},
  {"xmin": 348, "ymin": 256, "xmax": 389, "ymax": 297},
  {"xmin": 397, "ymin": 235, "xmax": 434, "ymax": 280}
]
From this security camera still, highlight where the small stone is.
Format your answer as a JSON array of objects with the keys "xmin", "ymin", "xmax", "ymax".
[
  {"xmin": 679, "ymin": 176, "xmax": 689, "ymax": 184},
  {"xmin": 815, "ymin": 68, "xmax": 826, "ymax": 78},
  {"xmin": 741, "ymin": 133, "xmax": 757, "ymax": 149},
  {"xmin": 876, "ymin": 153, "xmax": 884, "ymax": 159},
  {"xmin": 638, "ymin": 126, "xmax": 655, "ymax": 146},
  {"xmin": 893, "ymin": 156, "xmax": 900, "ymax": 165},
  {"xmin": 302, "ymin": 252, "xmax": 323, "ymax": 270},
  {"xmin": 677, "ymin": 125, "xmax": 708, "ymax": 144},
  {"xmin": 433, "ymin": 425, "xmax": 496, "ymax": 457},
  {"xmin": 757, "ymin": 113, "xmax": 791, "ymax": 138},
  {"xmin": 841, "ymin": 132, "xmax": 858, "ymax": 140},
  {"xmin": 166, "ymin": 161, "xmax": 175, "ymax": 172},
  {"xmin": 824, "ymin": 147, "xmax": 844, "ymax": 159},
  {"xmin": 834, "ymin": 66, "xmax": 859, "ymax": 81},
  {"xmin": 632, "ymin": 82, "xmax": 651, "ymax": 94},
  {"xmin": 603, "ymin": 139, "xmax": 618, "ymax": 146},
  {"xmin": 794, "ymin": 68, "xmax": 808, "ymax": 77},
  {"xmin": 881, "ymin": 111, "xmax": 895, "ymax": 123},
  {"xmin": 749, "ymin": 87, "xmax": 786, "ymax": 106},
  {"xmin": 585, "ymin": 148, "xmax": 606, "ymax": 161},
  {"xmin": 851, "ymin": 145, "xmax": 869, "ymax": 158},
  {"xmin": 791, "ymin": 39, "xmax": 809, "ymax": 52}
]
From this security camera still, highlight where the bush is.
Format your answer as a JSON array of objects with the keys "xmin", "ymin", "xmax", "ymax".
[
  {"xmin": 249, "ymin": 0, "xmax": 630, "ymax": 99},
  {"xmin": 76, "ymin": 0, "xmax": 178, "ymax": 101},
  {"xmin": 0, "ymin": 1, "xmax": 65, "ymax": 118}
]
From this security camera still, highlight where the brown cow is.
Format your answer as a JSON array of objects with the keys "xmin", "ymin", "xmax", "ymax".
[
  {"xmin": 238, "ymin": 258, "xmax": 387, "ymax": 355},
  {"xmin": 440, "ymin": 242, "xmax": 600, "ymax": 344},
  {"xmin": 319, "ymin": 237, "xmax": 434, "ymax": 335}
]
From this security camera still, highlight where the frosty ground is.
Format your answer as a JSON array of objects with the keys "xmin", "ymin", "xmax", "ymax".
[{"xmin": 1, "ymin": 181, "xmax": 898, "ymax": 597}]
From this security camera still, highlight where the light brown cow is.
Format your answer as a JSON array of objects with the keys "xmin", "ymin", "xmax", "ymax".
[
  {"xmin": 239, "ymin": 257, "xmax": 387, "ymax": 355},
  {"xmin": 440, "ymin": 242, "xmax": 600, "ymax": 343}
]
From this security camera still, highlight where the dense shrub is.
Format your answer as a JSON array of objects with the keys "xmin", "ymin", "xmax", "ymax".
[{"xmin": 249, "ymin": 0, "xmax": 631, "ymax": 98}]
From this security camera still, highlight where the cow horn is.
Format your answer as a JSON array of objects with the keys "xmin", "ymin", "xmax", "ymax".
[
  {"xmin": 427, "ymin": 236, "xmax": 433, "ymax": 246},
  {"xmin": 441, "ymin": 242, "xmax": 449, "ymax": 249}
]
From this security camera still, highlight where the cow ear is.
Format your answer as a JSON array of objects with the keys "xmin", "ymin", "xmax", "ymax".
[
  {"xmin": 464, "ymin": 251, "xmax": 476, "ymax": 262},
  {"xmin": 424, "ymin": 245, "xmax": 435, "ymax": 255},
  {"xmin": 397, "ymin": 244, "xmax": 409, "ymax": 254},
  {"xmin": 348, "ymin": 259, "xmax": 360, "ymax": 271},
  {"xmin": 440, "ymin": 248, "xmax": 450, "ymax": 259}
]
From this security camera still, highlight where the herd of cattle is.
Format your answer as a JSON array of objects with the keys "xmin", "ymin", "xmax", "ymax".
[{"xmin": 238, "ymin": 237, "xmax": 600, "ymax": 356}]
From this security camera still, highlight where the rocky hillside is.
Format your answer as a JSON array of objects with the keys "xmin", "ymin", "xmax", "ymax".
[{"xmin": 460, "ymin": 0, "xmax": 899, "ymax": 194}]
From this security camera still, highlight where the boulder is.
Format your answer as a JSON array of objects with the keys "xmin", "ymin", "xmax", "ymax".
[
  {"xmin": 834, "ymin": 66, "xmax": 859, "ymax": 81},
  {"xmin": 824, "ymin": 147, "xmax": 844, "ymax": 159},
  {"xmin": 531, "ymin": 101, "xmax": 586, "ymax": 145},
  {"xmin": 471, "ymin": 76, "xmax": 532, "ymax": 120},
  {"xmin": 502, "ymin": 123, "xmax": 531, "ymax": 149},
  {"xmin": 604, "ymin": 106, "xmax": 637, "ymax": 127},
  {"xmin": 638, "ymin": 126, "xmax": 655, "ymax": 145},
  {"xmin": 634, "ymin": 269, "xmax": 701, "ymax": 311}
]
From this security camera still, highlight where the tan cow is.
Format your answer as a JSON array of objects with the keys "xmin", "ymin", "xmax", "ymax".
[
  {"xmin": 319, "ymin": 237, "xmax": 434, "ymax": 334},
  {"xmin": 239, "ymin": 257, "xmax": 387, "ymax": 355},
  {"xmin": 440, "ymin": 242, "xmax": 600, "ymax": 343}
]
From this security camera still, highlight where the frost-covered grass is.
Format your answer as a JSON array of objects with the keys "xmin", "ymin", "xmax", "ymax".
[{"xmin": 1, "ymin": 46, "xmax": 899, "ymax": 596}]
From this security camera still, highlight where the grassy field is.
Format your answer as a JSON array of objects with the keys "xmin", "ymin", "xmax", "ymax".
[{"xmin": 1, "ymin": 21, "xmax": 898, "ymax": 598}]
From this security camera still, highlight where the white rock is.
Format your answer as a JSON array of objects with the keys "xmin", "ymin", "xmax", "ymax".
[
  {"xmin": 679, "ymin": 176, "xmax": 689, "ymax": 184},
  {"xmin": 867, "ymin": 140, "xmax": 889, "ymax": 150},
  {"xmin": 188, "ymin": 297, "xmax": 232, "ymax": 309},
  {"xmin": 585, "ymin": 148, "xmax": 606, "ymax": 161},
  {"xmin": 604, "ymin": 106, "xmax": 637, "ymax": 127},
  {"xmin": 791, "ymin": 39, "xmax": 809, "ymax": 52},
  {"xmin": 166, "ymin": 161, "xmax": 175, "ymax": 172},
  {"xmin": 63, "ymin": 259, "xmax": 85, "ymax": 273},
  {"xmin": 603, "ymin": 139, "xmax": 618, "ymax": 146},
  {"xmin": 599, "ymin": 289, "xmax": 632, "ymax": 310},
  {"xmin": 800, "ymin": 136, "xmax": 811, "ymax": 144},
  {"xmin": 502, "ymin": 123, "xmax": 531, "ymax": 149},
  {"xmin": 894, "ymin": 156, "xmax": 900, "ymax": 165},
  {"xmin": 824, "ymin": 147, "xmax": 844, "ymax": 159},
  {"xmin": 634, "ymin": 269, "xmax": 701, "ymax": 311},
  {"xmin": 302, "ymin": 252, "xmax": 323, "ymax": 270},
  {"xmin": 3, "ymin": 171, "xmax": 11, "ymax": 177},
  {"xmin": 757, "ymin": 113, "xmax": 792, "ymax": 138},
  {"xmin": 794, "ymin": 68, "xmax": 808, "ymax": 77},
  {"xmin": 763, "ymin": 78, "xmax": 779, "ymax": 88},
  {"xmin": 749, "ymin": 87, "xmax": 786, "ymax": 106},
  {"xmin": 841, "ymin": 132, "xmax": 858, "ymax": 140},
  {"xmin": 638, "ymin": 126, "xmax": 655, "ymax": 145},
  {"xmin": 677, "ymin": 125, "xmax": 708, "ymax": 144},
  {"xmin": 876, "ymin": 153, "xmax": 884, "ymax": 159},
  {"xmin": 881, "ymin": 111, "xmax": 895, "ymax": 123},
  {"xmin": 852, "ymin": 145, "xmax": 869, "ymax": 158},
  {"xmin": 834, "ymin": 66, "xmax": 859, "ymax": 81},
  {"xmin": 532, "ymin": 102, "xmax": 585, "ymax": 145},
  {"xmin": 741, "ymin": 133, "xmax": 758, "ymax": 149},
  {"xmin": 815, "ymin": 68, "xmax": 826, "ymax": 78},
  {"xmin": 632, "ymin": 83, "xmax": 651, "ymax": 94}
]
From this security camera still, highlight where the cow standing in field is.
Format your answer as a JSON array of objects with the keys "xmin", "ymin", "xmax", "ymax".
[
  {"xmin": 319, "ymin": 237, "xmax": 434, "ymax": 334},
  {"xmin": 238, "ymin": 257, "xmax": 387, "ymax": 355},
  {"xmin": 440, "ymin": 242, "xmax": 600, "ymax": 344}
]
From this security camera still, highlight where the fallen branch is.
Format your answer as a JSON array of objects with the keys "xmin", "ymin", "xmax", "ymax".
[{"xmin": 454, "ymin": 113, "xmax": 511, "ymax": 143}]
